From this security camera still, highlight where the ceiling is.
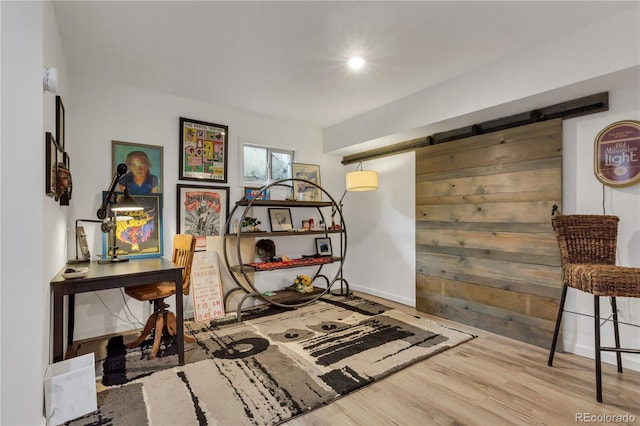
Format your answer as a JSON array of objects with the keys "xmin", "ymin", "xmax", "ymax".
[{"xmin": 53, "ymin": 1, "xmax": 637, "ymax": 129}]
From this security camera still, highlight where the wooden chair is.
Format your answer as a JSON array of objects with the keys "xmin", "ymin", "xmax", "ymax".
[
  {"xmin": 547, "ymin": 214, "xmax": 640, "ymax": 402},
  {"xmin": 125, "ymin": 234, "xmax": 197, "ymax": 359}
]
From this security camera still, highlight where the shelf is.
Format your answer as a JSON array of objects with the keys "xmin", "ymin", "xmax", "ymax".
[
  {"xmin": 262, "ymin": 286, "xmax": 325, "ymax": 304},
  {"xmin": 229, "ymin": 256, "xmax": 340, "ymax": 272},
  {"xmin": 235, "ymin": 199, "xmax": 333, "ymax": 208},
  {"xmin": 225, "ymin": 229, "xmax": 342, "ymax": 238}
]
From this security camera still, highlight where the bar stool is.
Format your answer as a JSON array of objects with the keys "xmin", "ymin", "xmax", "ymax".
[{"xmin": 547, "ymin": 213, "xmax": 640, "ymax": 402}]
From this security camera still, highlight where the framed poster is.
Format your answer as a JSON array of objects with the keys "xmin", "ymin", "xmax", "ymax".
[
  {"xmin": 179, "ymin": 117, "xmax": 228, "ymax": 183},
  {"xmin": 56, "ymin": 96, "xmax": 65, "ymax": 150},
  {"xmin": 112, "ymin": 140, "xmax": 163, "ymax": 195},
  {"xmin": 292, "ymin": 163, "xmax": 321, "ymax": 201},
  {"xmin": 45, "ymin": 132, "xmax": 60, "ymax": 197},
  {"xmin": 102, "ymin": 193, "xmax": 163, "ymax": 259},
  {"xmin": 244, "ymin": 187, "xmax": 270, "ymax": 201},
  {"xmin": 177, "ymin": 184, "xmax": 230, "ymax": 251},
  {"xmin": 594, "ymin": 120, "xmax": 640, "ymax": 187}
]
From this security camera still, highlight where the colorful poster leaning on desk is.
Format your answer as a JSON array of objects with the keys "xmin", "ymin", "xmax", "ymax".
[
  {"xmin": 191, "ymin": 251, "xmax": 225, "ymax": 322},
  {"xmin": 102, "ymin": 192, "xmax": 163, "ymax": 259}
]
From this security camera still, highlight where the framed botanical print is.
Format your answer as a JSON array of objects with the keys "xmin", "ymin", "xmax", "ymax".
[
  {"xmin": 101, "ymin": 193, "xmax": 163, "ymax": 259},
  {"xmin": 177, "ymin": 184, "xmax": 230, "ymax": 251},
  {"xmin": 292, "ymin": 163, "xmax": 321, "ymax": 201},
  {"xmin": 179, "ymin": 117, "xmax": 229, "ymax": 183},
  {"xmin": 112, "ymin": 140, "xmax": 163, "ymax": 195}
]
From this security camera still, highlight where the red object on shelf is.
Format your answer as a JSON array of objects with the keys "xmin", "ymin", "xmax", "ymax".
[{"xmin": 247, "ymin": 256, "xmax": 334, "ymax": 271}]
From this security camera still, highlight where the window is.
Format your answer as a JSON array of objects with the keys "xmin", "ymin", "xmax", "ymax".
[{"xmin": 241, "ymin": 140, "xmax": 294, "ymax": 186}]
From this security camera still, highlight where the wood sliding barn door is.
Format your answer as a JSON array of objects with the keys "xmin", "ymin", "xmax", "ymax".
[{"xmin": 416, "ymin": 119, "xmax": 563, "ymax": 348}]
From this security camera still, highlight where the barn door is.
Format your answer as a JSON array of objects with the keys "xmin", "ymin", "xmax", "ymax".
[{"xmin": 416, "ymin": 119, "xmax": 563, "ymax": 348}]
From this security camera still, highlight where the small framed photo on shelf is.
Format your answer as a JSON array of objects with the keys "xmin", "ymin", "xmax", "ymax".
[
  {"xmin": 268, "ymin": 208, "xmax": 293, "ymax": 231},
  {"xmin": 292, "ymin": 163, "xmax": 321, "ymax": 201},
  {"xmin": 315, "ymin": 237, "xmax": 332, "ymax": 257},
  {"xmin": 244, "ymin": 187, "xmax": 270, "ymax": 201}
]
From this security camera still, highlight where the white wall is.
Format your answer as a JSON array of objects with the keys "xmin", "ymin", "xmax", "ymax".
[
  {"xmin": 1, "ymin": 2, "xmax": 54, "ymax": 424},
  {"xmin": 562, "ymin": 87, "xmax": 640, "ymax": 371},
  {"xmin": 67, "ymin": 75, "xmax": 331, "ymax": 341}
]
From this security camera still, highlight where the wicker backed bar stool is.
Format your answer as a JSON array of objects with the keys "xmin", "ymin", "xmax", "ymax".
[{"xmin": 547, "ymin": 213, "xmax": 640, "ymax": 402}]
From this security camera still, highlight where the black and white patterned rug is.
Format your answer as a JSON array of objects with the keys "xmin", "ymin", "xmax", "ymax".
[{"xmin": 69, "ymin": 296, "xmax": 475, "ymax": 425}]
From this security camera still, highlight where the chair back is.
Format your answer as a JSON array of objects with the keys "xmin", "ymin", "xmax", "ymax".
[
  {"xmin": 551, "ymin": 214, "xmax": 619, "ymax": 266},
  {"xmin": 172, "ymin": 234, "xmax": 196, "ymax": 295}
]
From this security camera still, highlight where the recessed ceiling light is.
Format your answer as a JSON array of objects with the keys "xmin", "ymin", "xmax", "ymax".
[{"xmin": 348, "ymin": 57, "xmax": 365, "ymax": 71}]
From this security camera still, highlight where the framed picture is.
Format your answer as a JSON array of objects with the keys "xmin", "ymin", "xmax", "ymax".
[
  {"xmin": 102, "ymin": 193, "xmax": 163, "ymax": 259},
  {"xmin": 58, "ymin": 152, "xmax": 72, "ymax": 206},
  {"xmin": 56, "ymin": 96, "xmax": 65, "ymax": 150},
  {"xmin": 244, "ymin": 187, "xmax": 270, "ymax": 201},
  {"xmin": 292, "ymin": 163, "xmax": 321, "ymax": 201},
  {"xmin": 179, "ymin": 117, "xmax": 229, "ymax": 183},
  {"xmin": 112, "ymin": 140, "xmax": 163, "ymax": 195},
  {"xmin": 45, "ymin": 132, "xmax": 60, "ymax": 197},
  {"xmin": 268, "ymin": 208, "xmax": 293, "ymax": 232},
  {"xmin": 177, "ymin": 184, "xmax": 230, "ymax": 251},
  {"xmin": 315, "ymin": 237, "xmax": 333, "ymax": 257}
]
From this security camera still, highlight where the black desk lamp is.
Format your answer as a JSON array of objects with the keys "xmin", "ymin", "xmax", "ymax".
[{"xmin": 97, "ymin": 163, "xmax": 143, "ymax": 263}]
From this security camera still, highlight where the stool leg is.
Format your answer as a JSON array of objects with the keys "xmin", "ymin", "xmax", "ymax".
[
  {"xmin": 548, "ymin": 284, "xmax": 568, "ymax": 366},
  {"xmin": 594, "ymin": 295, "xmax": 603, "ymax": 403},
  {"xmin": 610, "ymin": 297, "xmax": 623, "ymax": 373}
]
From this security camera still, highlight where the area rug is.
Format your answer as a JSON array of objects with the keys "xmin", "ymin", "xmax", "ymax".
[{"xmin": 69, "ymin": 296, "xmax": 475, "ymax": 425}]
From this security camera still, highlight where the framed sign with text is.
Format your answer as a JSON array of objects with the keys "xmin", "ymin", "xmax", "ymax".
[{"xmin": 594, "ymin": 120, "xmax": 640, "ymax": 187}]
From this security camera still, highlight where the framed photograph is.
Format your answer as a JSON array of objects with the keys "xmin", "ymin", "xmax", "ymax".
[
  {"xmin": 315, "ymin": 237, "xmax": 333, "ymax": 257},
  {"xmin": 177, "ymin": 184, "xmax": 230, "ymax": 251},
  {"xmin": 179, "ymin": 117, "xmax": 229, "ymax": 183},
  {"xmin": 56, "ymin": 96, "xmax": 65, "ymax": 150},
  {"xmin": 45, "ymin": 132, "xmax": 60, "ymax": 197},
  {"xmin": 244, "ymin": 187, "xmax": 270, "ymax": 201},
  {"xmin": 292, "ymin": 163, "xmax": 321, "ymax": 201},
  {"xmin": 112, "ymin": 140, "xmax": 163, "ymax": 195},
  {"xmin": 102, "ymin": 193, "xmax": 163, "ymax": 259},
  {"xmin": 268, "ymin": 208, "xmax": 293, "ymax": 232}
]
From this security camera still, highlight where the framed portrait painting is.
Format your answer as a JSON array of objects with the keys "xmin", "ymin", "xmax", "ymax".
[
  {"xmin": 112, "ymin": 140, "xmax": 163, "ymax": 195},
  {"xmin": 102, "ymin": 193, "xmax": 163, "ymax": 259},
  {"xmin": 292, "ymin": 163, "xmax": 321, "ymax": 201},
  {"xmin": 179, "ymin": 117, "xmax": 229, "ymax": 183},
  {"xmin": 177, "ymin": 184, "xmax": 230, "ymax": 250}
]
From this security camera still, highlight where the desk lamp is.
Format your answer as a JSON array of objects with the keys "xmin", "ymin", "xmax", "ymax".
[{"xmin": 97, "ymin": 163, "xmax": 143, "ymax": 263}]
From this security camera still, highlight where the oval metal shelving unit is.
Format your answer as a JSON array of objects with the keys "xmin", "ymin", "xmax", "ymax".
[{"xmin": 222, "ymin": 178, "xmax": 348, "ymax": 318}]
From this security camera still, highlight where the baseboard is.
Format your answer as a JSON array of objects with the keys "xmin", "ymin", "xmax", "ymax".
[
  {"xmin": 349, "ymin": 284, "xmax": 415, "ymax": 308},
  {"xmin": 565, "ymin": 342, "xmax": 640, "ymax": 372}
]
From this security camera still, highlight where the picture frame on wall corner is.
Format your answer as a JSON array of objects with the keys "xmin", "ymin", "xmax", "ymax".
[
  {"xmin": 179, "ymin": 117, "xmax": 229, "ymax": 183},
  {"xmin": 291, "ymin": 163, "xmax": 321, "ymax": 201},
  {"xmin": 45, "ymin": 132, "xmax": 60, "ymax": 198},
  {"xmin": 56, "ymin": 96, "xmax": 65, "ymax": 150},
  {"xmin": 177, "ymin": 184, "xmax": 230, "ymax": 251},
  {"xmin": 112, "ymin": 140, "xmax": 163, "ymax": 195}
]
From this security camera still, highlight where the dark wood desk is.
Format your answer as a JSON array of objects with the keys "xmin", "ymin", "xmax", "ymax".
[{"xmin": 50, "ymin": 258, "xmax": 185, "ymax": 364}]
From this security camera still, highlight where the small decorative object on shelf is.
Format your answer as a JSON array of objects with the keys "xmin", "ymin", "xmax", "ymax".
[
  {"xmin": 242, "ymin": 216, "xmax": 262, "ymax": 232},
  {"xmin": 292, "ymin": 274, "xmax": 313, "ymax": 293}
]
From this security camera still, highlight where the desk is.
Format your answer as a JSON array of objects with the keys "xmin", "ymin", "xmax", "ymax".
[{"xmin": 50, "ymin": 258, "xmax": 185, "ymax": 364}]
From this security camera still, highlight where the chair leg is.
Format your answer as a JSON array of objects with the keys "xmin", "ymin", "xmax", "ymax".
[
  {"xmin": 127, "ymin": 312, "xmax": 159, "ymax": 349},
  {"xmin": 165, "ymin": 311, "xmax": 196, "ymax": 343},
  {"xmin": 148, "ymin": 312, "xmax": 166, "ymax": 360},
  {"xmin": 610, "ymin": 297, "xmax": 623, "ymax": 373},
  {"xmin": 548, "ymin": 284, "xmax": 568, "ymax": 366},
  {"xmin": 594, "ymin": 295, "xmax": 603, "ymax": 403}
]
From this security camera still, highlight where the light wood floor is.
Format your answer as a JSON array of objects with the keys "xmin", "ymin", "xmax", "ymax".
[{"xmin": 284, "ymin": 292, "xmax": 640, "ymax": 426}]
